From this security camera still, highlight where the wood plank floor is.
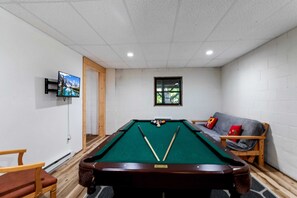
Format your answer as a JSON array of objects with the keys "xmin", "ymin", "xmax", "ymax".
[{"xmin": 41, "ymin": 137, "xmax": 297, "ymax": 198}]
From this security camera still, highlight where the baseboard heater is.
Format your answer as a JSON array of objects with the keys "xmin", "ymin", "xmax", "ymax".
[{"xmin": 44, "ymin": 152, "xmax": 71, "ymax": 173}]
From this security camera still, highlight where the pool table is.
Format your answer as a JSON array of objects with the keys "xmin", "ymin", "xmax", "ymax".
[{"xmin": 79, "ymin": 119, "xmax": 251, "ymax": 198}]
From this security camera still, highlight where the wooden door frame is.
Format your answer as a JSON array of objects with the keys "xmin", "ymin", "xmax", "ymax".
[{"xmin": 82, "ymin": 57, "xmax": 106, "ymax": 151}]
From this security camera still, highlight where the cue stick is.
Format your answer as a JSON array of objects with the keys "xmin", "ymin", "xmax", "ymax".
[
  {"xmin": 137, "ymin": 125, "xmax": 160, "ymax": 161},
  {"xmin": 162, "ymin": 126, "xmax": 180, "ymax": 161}
]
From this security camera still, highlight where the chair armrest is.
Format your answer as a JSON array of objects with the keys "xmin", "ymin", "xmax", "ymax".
[
  {"xmin": 191, "ymin": 120, "xmax": 207, "ymax": 124},
  {"xmin": 0, "ymin": 162, "xmax": 45, "ymax": 173},
  {"xmin": 220, "ymin": 135, "xmax": 266, "ymax": 140},
  {"xmin": 0, "ymin": 149, "xmax": 26, "ymax": 165}
]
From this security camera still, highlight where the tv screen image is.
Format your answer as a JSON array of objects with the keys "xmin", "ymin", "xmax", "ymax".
[{"xmin": 57, "ymin": 71, "xmax": 80, "ymax": 97}]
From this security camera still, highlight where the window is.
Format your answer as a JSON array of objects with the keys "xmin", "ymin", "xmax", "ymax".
[{"xmin": 154, "ymin": 77, "xmax": 182, "ymax": 106}]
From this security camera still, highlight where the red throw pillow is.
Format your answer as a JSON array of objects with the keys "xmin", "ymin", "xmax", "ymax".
[
  {"xmin": 205, "ymin": 117, "xmax": 218, "ymax": 129},
  {"xmin": 228, "ymin": 125, "xmax": 242, "ymax": 142}
]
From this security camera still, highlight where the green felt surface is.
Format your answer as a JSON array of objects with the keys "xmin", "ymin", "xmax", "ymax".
[{"xmin": 95, "ymin": 120, "xmax": 232, "ymax": 164}]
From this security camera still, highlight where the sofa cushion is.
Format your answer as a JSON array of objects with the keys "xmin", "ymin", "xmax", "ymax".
[
  {"xmin": 205, "ymin": 117, "xmax": 218, "ymax": 129},
  {"xmin": 194, "ymin": 124, "xmax": 221, "ymax": 142},
  {"xmin": 228, "ymin": 125, "xmax": 242, "ymax": 142}
]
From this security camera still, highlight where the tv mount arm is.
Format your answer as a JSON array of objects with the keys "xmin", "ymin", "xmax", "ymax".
[{"xmin": 45, "ymin": 78, "xmax": 58, "ymax": 94}]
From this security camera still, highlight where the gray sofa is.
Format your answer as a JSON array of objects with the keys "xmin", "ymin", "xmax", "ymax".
[{"xmin": 193, "ymin": 112, "xmax": 265, "ymax": 151}]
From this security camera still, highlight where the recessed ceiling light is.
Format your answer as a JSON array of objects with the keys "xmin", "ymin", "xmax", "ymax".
[
  {"xmin": 206, "ymin": 50, "xmax": 213, "ymax": 55},
  {"xmin": 127, "ymin": 52, "xmax": 134, "ymax": 57}
]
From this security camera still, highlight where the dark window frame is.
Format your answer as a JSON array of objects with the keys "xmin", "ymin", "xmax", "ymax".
[{"xmin": 154, "ymin": 77, "xmax": 183, "ymax": 106}]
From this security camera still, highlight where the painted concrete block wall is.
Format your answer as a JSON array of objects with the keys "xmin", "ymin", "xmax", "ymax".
[
  {"xmin": 106, "ymin": 68, "xmax": 222, "ymax": 134},
  {"xmin": 0, "ymin": 8, "xmax": 82, "ymax": 167},
  {"xmin": 222, "ymin": 27, "xmax": 297, "ymax": 180}
]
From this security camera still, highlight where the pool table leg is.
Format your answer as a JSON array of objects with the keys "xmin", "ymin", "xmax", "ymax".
[
  {"xmin": 87, "ymin": 180, "xmax": 97, "ymax": 195},
  {"xmin": 229, "ymin": 189, "xmax": 241, "ymax": 198}
]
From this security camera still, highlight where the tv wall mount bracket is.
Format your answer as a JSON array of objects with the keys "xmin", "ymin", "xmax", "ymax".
[{"xmin": 45, "ymin": 78, "xmax": 58, "ymax": 94}]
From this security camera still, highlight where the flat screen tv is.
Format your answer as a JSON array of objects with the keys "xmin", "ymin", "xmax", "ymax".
[{"xmin": 57, "ymin": 71, "xmax": 80, "ymax": 97}]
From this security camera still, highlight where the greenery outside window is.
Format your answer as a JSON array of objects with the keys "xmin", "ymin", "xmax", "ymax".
[{"xmin": 154, "ymin": 77, "xmax": 182, "ymax": 106}]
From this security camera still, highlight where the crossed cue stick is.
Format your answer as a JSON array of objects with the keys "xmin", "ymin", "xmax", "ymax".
[{"xmin": 137, "ymin": 125, "xmax": 180, "ymax": 162}]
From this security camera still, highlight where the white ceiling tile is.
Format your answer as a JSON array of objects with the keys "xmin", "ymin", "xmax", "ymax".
[
  {"xmin": 125, "ymin": 0, "xmax": 178, "ymax": 43},
  {"xmin": 14, "ymin": 0, "xmax": 63, "ymax": 2},
  {"xmin": 192, "ymin": 41, "xmax": 234, "ymax": 59},
  {"xmin": 173, "ymin": 0, "xmax": 234, "ymax": 42},
  {"xmin": 167, "ymin": 59, "xmax": 188, "ymax": 68},
  {"xmin": 20, "ymin": 2, "xmax": 106, "ymax": 45},
  {"xmin": 168, "ymin": 42, "xmax": 202, "ymax": 60},
  {"xmin": 1, "ymin": 4, "xmax": 74, "ymax": 45},
  {"xmin": 103, "ymin": 61, "xmax": 129, "ymax": 69},
  {"xmin": 146, "ymin": 60, "xmax": 167, "ymax": 68},
  {"xmin": 208, "ymin": 0, "xmax": 291, "ymax": 41},
  {"xmin": 68, "ymin": 45, "xmax": 105, "ymax": 63},
  {"xmin": 72, "ymin": 0, "xmax": 138, "ymax": 44},
  {"xmin": 217, "ymin": 39, "xmax": 269, "ymax": 60},
  {"xmin": 244, "ymin": 1, "xmax": 297, "ymax": 40},
  {"xmin": 206, "ymin": 58, "xmax": 233, "ymax": 67},
  {"xmin": 83, "ymin": 45, "xmax": 123, "ymax": 62},
  {"xmin": 0, "ymin": 1, "xmax": 15, "ymax": 3},
  {"xmin": 111, "ymin": 44, "xmax": 145, "ymax": 62},
  {"xmin": 125, "ymin": 60, "xmax": 147, "ymax": 68},
  {"xmin": 186, "ymin": 58, "xmax": 210, "ymax": 67},
  {"xmin": 141, "ymin": 43, "xmax": 170, "ymax": 60}
]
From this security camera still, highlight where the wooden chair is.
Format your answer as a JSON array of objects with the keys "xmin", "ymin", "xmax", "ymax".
[
  {"xmin": 0, "ymin": 149, "xmax": 57, "ymax": 198},
  {"xmin": 192, "ymin": 120, "xmax": 269, "ymax": 166}
]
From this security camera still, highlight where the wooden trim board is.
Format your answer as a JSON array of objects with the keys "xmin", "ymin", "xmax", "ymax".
[{"xmin": 82, "ymin": 57, "xmax": 106, "ymax": 151}]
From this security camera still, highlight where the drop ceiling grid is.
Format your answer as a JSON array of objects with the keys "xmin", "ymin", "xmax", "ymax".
[
  {"xmin": 1, "ymin": 0, "xmax": 297, "ymax": 68},
  {"xmin": 173, "ymin": 0, "xmax": 235, "ymax": 42},
  {"xmin": 243, "ymin": 1, "xmax": 297, "ymax": 40},
  {"xmin": 20, "ymin": 2, "xmax": 106, "ymax": 45},
  {"xmin": 111, "ymin": 44, "xmax": 146, "ymax": 62},
  {"xmin": 0, "ymin": 3, "xmax": 75, "ymax": 45},
  {"xmin": 140, "ymin": 43, "xmax": 171, "ymax": 62},
  {"xmin": 124, "ymin": 0, "xmax": 179, "ymax": 43},
  {"xmin": 207, "ymin": 0, "xmax": 291, "ymax": 41},
  {"xmin": 71, "ymin": 0, "xmax": 138, "ymax": 45},
  {"xmin": 83, "ymin": 45, "xmax": 123, "ymax": 63}
]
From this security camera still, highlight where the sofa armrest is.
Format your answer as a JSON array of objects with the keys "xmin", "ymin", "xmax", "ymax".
[
  {"xmin": 220, "ymin": 135, "xmax": 266, "ymax": 140},
  {"xmin": 220, "ymin": 135, "xmax": 265, "ymax": 148},
  {"xmin": 191, "ymin": 120, "xmax": 208, "ymax": 124}
]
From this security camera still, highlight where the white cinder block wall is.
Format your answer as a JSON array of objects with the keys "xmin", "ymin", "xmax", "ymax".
[
  {"xmin": 106, "ymin": 67, "xmax": 222, "ymax": 134},
  {"xmin": 222, "ymin": 27, "xmax": 297, "ymax": 180}
]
